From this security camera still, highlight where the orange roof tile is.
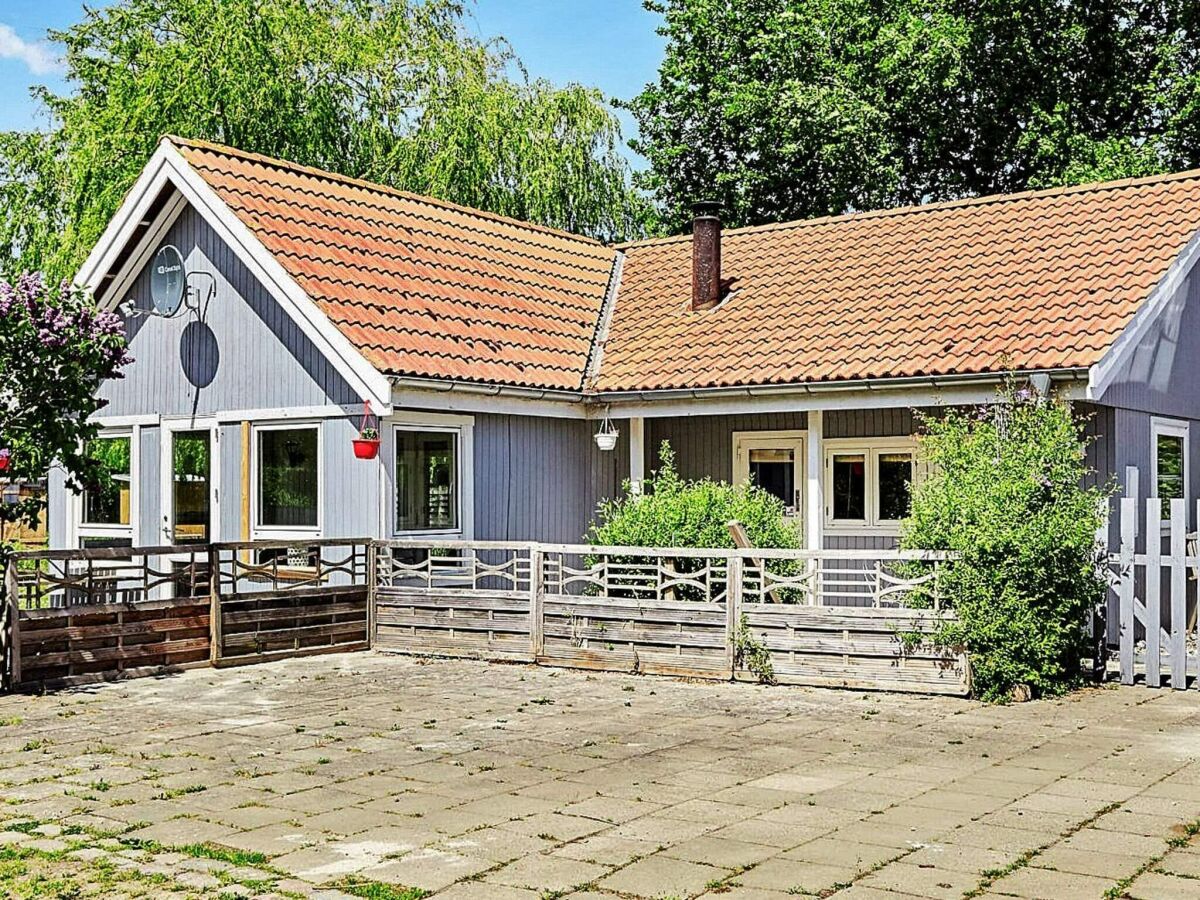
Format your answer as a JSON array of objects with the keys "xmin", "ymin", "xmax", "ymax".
[
  {"xmin": 173, "ymin": 137, "xmax": 617, "ymax": 392},
  {"xmin": 171, "ymin": 137, "xmax": 1200, "ymax": 396},
  {"xmin": 596, "ymin": 174, "xmax": 1200, "ymax": 392}
]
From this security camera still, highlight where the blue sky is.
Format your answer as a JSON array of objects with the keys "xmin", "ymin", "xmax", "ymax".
[{"xmin": 0, "ymin": 0, "xmax": 666, "ymax": 162}]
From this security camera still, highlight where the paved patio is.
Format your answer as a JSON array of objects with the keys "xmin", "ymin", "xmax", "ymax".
[{"xmin": 2, "ymin": 654, "xmax": 1200, "ymax": 899}]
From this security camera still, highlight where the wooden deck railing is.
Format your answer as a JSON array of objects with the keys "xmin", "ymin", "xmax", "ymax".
[
  {"xmin": 1, "ymin": 539, "xmax": 966, "ymax": 695},
  {"xmin": 374, "ymin": 541, "xmax": 967, "ymax": 694}
]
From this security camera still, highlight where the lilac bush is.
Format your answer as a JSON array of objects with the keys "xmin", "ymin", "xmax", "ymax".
[{"xmin": 0, "ymin": 272, "xmax": 130, "ymax": 537}]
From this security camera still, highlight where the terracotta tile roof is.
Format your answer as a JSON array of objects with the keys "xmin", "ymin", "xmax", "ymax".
[
  {"xmin": 596, "ymin": 173, "xmax": 1200, "ymax": 392},
  {"xmin": 171, "ymin": 137, "xmax": 1200, "ymax": 396},
  {"xmin": 173, "ymin": 137, "xmax": 617, "ymax": 391}
]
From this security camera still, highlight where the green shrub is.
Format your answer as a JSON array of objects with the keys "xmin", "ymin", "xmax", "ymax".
[
  {"xmin": 590, "ymin": 443, "xmax": 802, "ymax": 551},
  {"xmin": 587, "ymin": 442, "xmax": 802, "ymax": 600},
  {"xmin": 901, "ymin": 387, "xmax": 1111, "ymax": 702}
]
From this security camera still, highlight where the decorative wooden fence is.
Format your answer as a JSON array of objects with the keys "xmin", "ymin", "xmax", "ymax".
[
  {"xmin": 1, "ymin": 538, "xmax": 967, "ymax": 695},
  {"xmin": 5, "ymin": 544, "xmax": 211, "ymax": 688},
  {"xmin": 2, "ymin": 539, "xmax": 371, "ymax": 689},
  {"xmin": 210, "ymin": 540, "xmax": 371, "ymax": 666},
  {"xmin": 1113, "ymin": 497, "xmax": 1199, "ymax": 688},
  {"xmin": 375, "ymin": 541, "xmax": 969, "ymax": 695}
]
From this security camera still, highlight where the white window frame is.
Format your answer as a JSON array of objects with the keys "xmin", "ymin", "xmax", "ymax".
[
  {"xmin": 251, "ymin": 421, "xmax": 323, "ymax": 540},
  {"xmin": 1151, "ymin": 416, "xmax": 1190, "ymax": 527},
  {"xmin": 824, "ymin": 437, "xmax": 918, "ymax": 534},
  {"xmin": 75, "ymin": 426, "xmax": 140, "ymax": 548},
  {"xmin": 731, "ymin": 430, "xmax": 806, "ymax": 521},
  {"xmin": 392, "ymin": 422, "xmax": 466, "ymax": 537},
  {"xmin": 159, "ymin": 417, "xmax": 221, "ymax": 548}
]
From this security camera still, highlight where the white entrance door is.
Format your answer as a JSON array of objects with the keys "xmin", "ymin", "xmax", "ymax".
[
  {"xmin": 159, "ymin": 418, "xmax": 220, "ymax": 547},
  {"xmin": 733, "ymin": 431, "xmax": 805, "ymax": 529}
]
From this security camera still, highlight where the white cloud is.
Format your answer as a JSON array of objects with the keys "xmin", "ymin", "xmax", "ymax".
[{"xmin": 0, "ymin": 23, "xmax": 61, "ymax": 76}]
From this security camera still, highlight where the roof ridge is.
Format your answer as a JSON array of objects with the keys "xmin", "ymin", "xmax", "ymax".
[
  {"xmin": 618, "ymin": 167, "xmax": 1200, "ymax": 249},
  {"xmin": 164, "ymin": 134, "xmax": 611, "ymax": 249}
]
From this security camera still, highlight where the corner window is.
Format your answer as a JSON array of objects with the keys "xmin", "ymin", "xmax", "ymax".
[
  {"xmin": 826, "ymin": 441, "xmax": 916, "ymax": 529},
  {"xmin": 1152, "ymin": 418, "xmax": 1189, "ymax": 520},
  {"xmin": 256, "ymin": 426, "xmax": 320, "ymax": 531},
  {"xmin": 82, "ymin": 435, "xmax": 132, "ymax": 526},
  {"xmin": 395, "ymin": 428, "xmax": 459, "ymax": 532}
]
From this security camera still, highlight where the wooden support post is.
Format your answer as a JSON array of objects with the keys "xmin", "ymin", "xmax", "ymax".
[
  {"xmin": 366, "ymin": 542, "xmax": 377, "ymax": 650},
  {"xmin": 629, "ymin": 417, "xmax": 645, "ymax": 495},
  {"xmin": 1118, "ymin": 497, "xmax": 1136, "ymax": 685},
  {"xmin": 726, "ymin": 556, "xmax": 743, "ymax": 680},
  {"xmin": 5, "ymin": 559, "xmax": 21, "ymax": 688},
  {"xmin": 208, "ymin": 545, "xmax": 222, "ymax": 665},
  {"xmin": 1170, "ymin": 498, "xmax": 1186, "ymax": 689},
  {"xmin": 529, "ymin": 547, "xmax": 544, "ymax": 660},
  {"xmin": 1146, "ymin": 498, "xmax": 1161, "ymax": 688}
]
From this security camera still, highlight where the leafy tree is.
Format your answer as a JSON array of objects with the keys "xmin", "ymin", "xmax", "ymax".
[
  {"xmin": 630, "ymin": 0, "xmax": 1200, "ymax": 232},
  {"xmin": 0, "ymin": 0, "xmax": 650, "ymax": 281},
  {"xmin": 900, "ymin": 388, "xmax": 1111, "ymax": 702},
  {"xmin": 0, "ymin": 273, "xmax": 131, "ymax": 544}
]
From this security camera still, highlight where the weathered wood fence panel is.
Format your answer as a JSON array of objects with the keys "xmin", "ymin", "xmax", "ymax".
[
  {"xmin": 375, "ymin": 541, "xmax": 969, "ymax": 695},
  {"xmin": 374, "ymin": 544, "xmax": 534, "ymax": 661},
  {"xmin": 1113, "ymin": 497, "xmax": 1199, "ymax": 689},
  {"xmin": 211, "ymin": 541, "xmax": 371, "ymax": 667},
  {"xmin": 740, "ymin": 603, "xmax": 968, "ymax": 695},
  {"xmin": 17, "ymin": 599, "xmax": 211, "ymax": 686}
]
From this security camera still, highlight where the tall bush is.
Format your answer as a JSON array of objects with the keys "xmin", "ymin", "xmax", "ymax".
[
  {"xmin": 901, "ymin": 388, "xmax": 1110, "ymax": 701},
  {"xmin": 589, "ymin": 443, "xmax": 802, "ymax": 552}
]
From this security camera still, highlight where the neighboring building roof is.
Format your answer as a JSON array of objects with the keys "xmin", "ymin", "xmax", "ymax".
[
  {"xmin": 597, "ymin": 173, "xmax": 1200, "ymax": 392},
  {"xmin": 173, "ymin": 138, "xmax": 617, "ymax": 392},
  {"xmin": 167, "ymin": 137, "xmax": 1200, "ymax": 396}
]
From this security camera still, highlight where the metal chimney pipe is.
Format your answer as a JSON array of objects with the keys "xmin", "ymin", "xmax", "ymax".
[{"xmin": 691, "ymin": 200, "xmax": 722, "ymax": 310}]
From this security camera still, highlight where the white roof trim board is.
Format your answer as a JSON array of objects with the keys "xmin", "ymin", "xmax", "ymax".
[{"xmin": 76, "ymin": 138, "xmax": 394, "ymax": 415}]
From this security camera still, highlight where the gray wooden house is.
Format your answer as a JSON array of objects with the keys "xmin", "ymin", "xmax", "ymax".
[{"xmin": 48, "ymin": 137, "xmax": 1200, "ymax": 571}]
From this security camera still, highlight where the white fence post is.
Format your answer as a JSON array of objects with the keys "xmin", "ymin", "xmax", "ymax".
[
  {"xmin": 726, "ymin": 556, "xmax": 743, "ymax": 679},
  {"xmin": 529, "ymin": 546, "xmax": 544, "ymax": 660},
  {"xmin": 1170, "ymin": 498, "xmax": 1187, "ymax": 689},
  {"xmin": 1119, "ymin": 497, "xmax": 1136, "ymax": 685},
  {"xmin": 1146, "ymin": 498, "xmax": 1161, "ymax": 688}
]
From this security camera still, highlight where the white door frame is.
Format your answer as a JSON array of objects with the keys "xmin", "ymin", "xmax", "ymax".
[
  {"xmin": 732, "ymin": 430, "xmax": 806, "ymax": 524},
  {"xmin": 159, "ymin": 417, "xmax": 221, "ymax": 548}
]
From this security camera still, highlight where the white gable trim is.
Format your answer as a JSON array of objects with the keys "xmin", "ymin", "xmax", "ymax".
[
  {"xmin": 1088, "ymin": 227, "xmax": 1200, "ymax": 401},
  {"xmin": 76, "ymin": 139, "xmax": 393, "ymax": 415}
]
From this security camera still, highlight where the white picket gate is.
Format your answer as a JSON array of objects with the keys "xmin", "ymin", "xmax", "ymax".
[{"xmin": 1113, "ymin": 496, "xmax": 1199, "ymax": 688}]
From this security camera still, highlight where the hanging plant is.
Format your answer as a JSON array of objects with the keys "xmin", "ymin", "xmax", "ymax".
[
  {"xmin": 352, "ymin": 402, "xmax": 381, "ymax": 460},
  {"xmin": 0, "ymin": 449, "xmax": 10, "ymax": 473}
]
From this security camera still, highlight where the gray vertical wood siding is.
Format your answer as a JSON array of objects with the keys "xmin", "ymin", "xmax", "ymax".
[
  {"xmin": 98, "ymin": 204, "xmax": 358, "ymax": 419},
  {"xmin": 647, "ymin": 412, "xmax": 808, "ymax": 481},
  {"xmin": 473, "ymin": 414, "xmax": 626, "ymax": 543}
]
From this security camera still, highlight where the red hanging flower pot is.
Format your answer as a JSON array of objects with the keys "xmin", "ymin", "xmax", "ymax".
[
  {"xmin": 352, "ymin": 403, "xmax": 380, "ymax": 460},
  {"xmin": 0, "ymin": 449, "xmax": 11, "ymax": 472}
]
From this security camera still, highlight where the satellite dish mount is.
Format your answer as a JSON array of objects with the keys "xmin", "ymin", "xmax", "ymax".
[{"xmin": 140, "ymin": 244, "xmax": 215, "ymax": 320}]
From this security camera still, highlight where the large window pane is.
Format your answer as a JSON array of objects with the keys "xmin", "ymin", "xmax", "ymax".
[
  {"xmin": 172, "ymin": 430, "xmax": 210, "ymax": 543},
  {"xmin": 1157, "ymin": 432, "xmax": 1185, "ymax": 519},
  {"xmin": 832, "ymin": 453, "xmax": 866, "ymax": 520},
  {"xmin": 258, "ymin": 428, "xmax": 319, "ymax": 528},
  {"xmin": 749, "ymin": 448, "xmax": 795, "ymax": 511},
  {"xmin": 877, "ymin": 452, "xmax": 913, "ymax": 521},
  {"xmin": 396, "ymin": 430, "xmax": 457, "ymax": 531},
  {"xmin": 82, "ymin": 436, "xmax": 131, "ymax": 526}
]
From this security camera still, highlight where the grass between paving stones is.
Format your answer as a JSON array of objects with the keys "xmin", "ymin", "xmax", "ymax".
[
  {"xmin": 0, "ymin": 841, "xmax": 186, "ymax": 898},
  {"xmin": 962, "ymin": 801, "xmax": 1122, "ymax": 899},
  {"xmin": 4, "ymin": 817, "xmax": 292, "ymax": 897},
  {"xmin": 1102, "ymin": 817, "xmax": 1200, "ymax": 900},
  {"xmin": 333, "ymin": 875, "xmax": 430, "ymax": 900}
]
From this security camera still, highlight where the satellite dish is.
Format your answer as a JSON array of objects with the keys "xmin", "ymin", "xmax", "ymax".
[{"xmin": 150, "ymin": 244, "xmax": 186, "ymax": 316}]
